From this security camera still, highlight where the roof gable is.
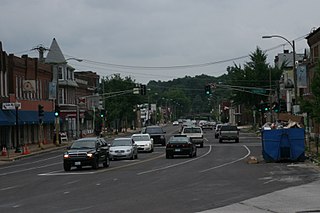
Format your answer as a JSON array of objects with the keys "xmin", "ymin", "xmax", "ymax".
[{"xmin": 45, "ymin": 38, "xmax": 66, "ymax": 63}]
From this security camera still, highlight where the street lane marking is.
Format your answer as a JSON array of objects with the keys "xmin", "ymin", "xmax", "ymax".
[
  {"xmin": 137, "ymin": 145, "xmax": 212, "ymax": 175},
  {"xmin": 38, "ymin": 153, "xmax": 165, "ymax": 176},
  {"xmin": 199, "ymin": 145, "xmax": 251, "ymax": 173},
  {"xmin": 0, "ymin": 162, "xmax": 60, "ymax": 176},
  {"xmin": 0, "ymin": 155, "xmax": 61, "ymax": 170}
]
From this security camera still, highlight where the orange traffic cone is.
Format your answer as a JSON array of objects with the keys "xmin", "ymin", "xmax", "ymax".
[
  {"xmin": 1, "ymin": 147, "xmax": 7, "ymax": 156},
  {"xmin": 22, "ymin": 145, "xmax": 31, "ymax": 155}
]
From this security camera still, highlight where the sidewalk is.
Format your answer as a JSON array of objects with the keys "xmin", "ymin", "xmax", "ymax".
[{"xmin": 200, "ymin": 179, "xmax": 320, "ymax": 213}]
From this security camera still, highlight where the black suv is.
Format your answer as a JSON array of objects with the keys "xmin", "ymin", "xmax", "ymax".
[
  {"xmin": 63, "ymin": 137, "xmax": 110, "ymax": 171},
  {"xmin": 143, "ymin": 126, "xmax": 166, "ymax": 146}
]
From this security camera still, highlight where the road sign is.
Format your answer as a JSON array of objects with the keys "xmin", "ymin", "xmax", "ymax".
[
  {"xmin": 252, "ymin": 89, "xmax": 266, "ymax": 94},
  {"xmin": 2, "ymin": 102, "xmax": 21, "ymax": 110}
]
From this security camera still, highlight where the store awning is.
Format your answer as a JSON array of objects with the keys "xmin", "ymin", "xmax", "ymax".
[
  {"xmin": 0, "ymin": 110, "xmax": 15, "ymax": 126},
  {"xmin": 0, "ymin": 110, "xmax": 55, "ymax": 126},
  {"xmin": 43, "ymin": 112, "xmax": 55, "ymax": 124}
]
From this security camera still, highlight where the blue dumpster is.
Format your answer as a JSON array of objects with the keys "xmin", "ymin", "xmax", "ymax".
[{"xmin": 262, "ymin": 128, "xmax": 305, "ymax": 162}]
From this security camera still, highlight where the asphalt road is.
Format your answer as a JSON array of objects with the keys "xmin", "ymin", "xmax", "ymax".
[{"xmin": 0, "ymin": 125, "xmax": 319, "ymax": 213}]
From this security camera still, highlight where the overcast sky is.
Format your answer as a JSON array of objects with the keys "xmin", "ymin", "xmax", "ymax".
[{"xmin": 1, "ymin": 0, "xmax": 319, "ymax": 83}]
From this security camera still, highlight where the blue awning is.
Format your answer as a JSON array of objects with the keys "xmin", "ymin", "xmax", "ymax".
[
  {"xmin": 0, "ymin": 110, "xmax": 15, "ymax": 126},
  {"xmin": 43, "ymin": 112, "xmax": 55, "ymax": 124},
  {"xmin": 0, "ymin": 110, "xmax": 55, "ymax": 126}
]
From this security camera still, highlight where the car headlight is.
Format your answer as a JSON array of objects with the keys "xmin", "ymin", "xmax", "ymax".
[
  {"xmin": 126, "ymin": 149, "xmax": 132, "ymax": 152},
  {"xmin": 109, "ymin": 149, "xmax": 114, "ymax": 153},
  {"xmin": 87, "ymin": 153, "xmax": 93, "ymax": 158},
  {"xmin": 63, "ymin": 153, "xmax": 69, "ymax": 159}
]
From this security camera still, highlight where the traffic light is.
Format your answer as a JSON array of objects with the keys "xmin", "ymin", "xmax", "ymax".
[
  {"xmin": 38, "ymin": 104, "xmax": 44, "ymax": 117},
  {"xmin": 140, "ymin": 84, "xmax": 147, "ymax": 95},
  {"xmin": 272, "ymin": 102, "xmax": 280, "ymax": 113},
  {"xmin": 279, "ymin": 99, "xmax": 286, "ymax": 112},
  {"xmin": 205, "ymin": 85, "xmax": 211, "ymax": 95},
  {"xmin": 259, "ymin": 102, "xmax": 269, "ymax": 113},
  {"xmin": 54, "ymin": 105, "xmax": 60, "ymax": 117},
  {"xmin": 100, "ymin": 109, "xmax": 106, "ymax": 118}
]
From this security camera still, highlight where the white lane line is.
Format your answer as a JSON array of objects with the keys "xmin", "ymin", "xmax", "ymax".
[
  {"xmin": 0, "ymin": 162, "xmax": 61, "ymax": 176},
  {"xmin": 38, "ymin": 154, "xmax": 166, "ymax": 176},
  {"xmin": 199, "ymin": 145, "xmax": 251, "ymax": 173},
  {"xmin": 137, "ymin": 145, "xmax": 212, "ymax": 175},
  {"xmin": 0, "ymin": 155, "xmax": 61, "ymax": 170},
  {"xmin": 0, "ymin": 185, "xmax": 20, "ymax": 191},
  {"xmin": 39, "ymin": 171, "xmax": 95, "ymax": 176}
]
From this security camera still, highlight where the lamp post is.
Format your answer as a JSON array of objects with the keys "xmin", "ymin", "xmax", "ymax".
[
  {"xmin": 53, "ymin": 58, "xmax": 82, "ymax": 145},
  {"xmin": 262, "ymin": 35, "xmax": 297, "ymax": 104},
  {"xmin": 14, "ymin": 101, "xmax": 21, "ymax": 153}
]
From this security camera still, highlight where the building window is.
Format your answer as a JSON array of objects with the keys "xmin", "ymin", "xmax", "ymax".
[{"xmin": 58, "ymin": 66, "xmax": 63, "ymax": 80}]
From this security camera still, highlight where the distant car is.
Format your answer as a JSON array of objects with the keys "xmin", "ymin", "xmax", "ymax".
[
  {"xmin": 201, "ymin": 121, "xmax": 214, "ymax": 130},
  {"xmin": 63, "ymin": 137, "xmax": 110, "ymax": 171},
  {"xmin": 131, "ymin": 133, "xmax": 154, "ymax": 152},
  {"xmin": 142, "ymin": 126, "xmax": 166, "ymax": 146},
  {"xmin": 172, "ymin": 121, "xmax": 179, "ymax": 126},
  {"xmin": 219, "ymin": 125, "xmax": 239, "ymax": 143},
  {"xmin": 166, "ymin": 135, "xmax": 197, "ymax": 158},
  {"xmin": 180, "ymin": 126, "xmax": 204, "ymax": 147},
  {"xmin": 109, "ymin": 138, "xmax": 138, "ymax": 160}
]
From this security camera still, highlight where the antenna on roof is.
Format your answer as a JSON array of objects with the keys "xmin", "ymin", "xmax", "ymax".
[{"xmin": 31, "ymin": 44, "xmax": 49, "ymax": 62}]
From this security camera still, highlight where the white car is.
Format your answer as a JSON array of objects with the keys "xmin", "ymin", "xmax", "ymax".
[
  {"xmin": 131, "ymin": 134, "xmax": 154, "ymax": 152},
  {"xmin": 172, "ymin": 121, "xmax": 179, "ymax": 126},
  {"xmin": 109, "ymin": 138, "xmax": 138, "ymax": 160}
]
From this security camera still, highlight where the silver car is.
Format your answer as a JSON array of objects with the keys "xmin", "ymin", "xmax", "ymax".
[{"xmin": 109, "ymin": 138, "xmax": 138, "ymax": 160}]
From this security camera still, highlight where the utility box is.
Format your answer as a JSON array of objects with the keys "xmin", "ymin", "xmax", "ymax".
[{"xmin": 262, "ymin": 128, "xmax": 305, "ymax": 162}]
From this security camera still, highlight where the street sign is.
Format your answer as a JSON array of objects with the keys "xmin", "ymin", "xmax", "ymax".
[
  {"xmin": 252, "ymin": 89, "xmax": 266, "ymax": 94},
  {"xmin": 2, "ymin": 102, "xmax": 21, "ymax": 110}
]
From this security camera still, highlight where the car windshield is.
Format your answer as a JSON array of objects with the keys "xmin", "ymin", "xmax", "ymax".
[
  {"xmin": 184, "ymin": 128, "xmax": 201, "ymax": 133},
  {"xmin": 71, "ymin": 140, "xmax": 96, "ymax": 149},
  {"xmin": 146, "ymin": 127, "xmax": 163, "ymax": 134},
  {"xmin": 132, "ymin": 135, "xmax": 150, "ymax": 141},
  {"xmin": 111, "ymin": 139, "xmax": 132, "ymax": 146}
]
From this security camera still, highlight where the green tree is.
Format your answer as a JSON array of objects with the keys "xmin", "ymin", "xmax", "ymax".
[
  {"xmin": 227, "ymin": 47, "xmax": 282, "ymax": 108},
  {"xmin": 102, "ymin": 74, "xmax": 142, "ymax": 131}
]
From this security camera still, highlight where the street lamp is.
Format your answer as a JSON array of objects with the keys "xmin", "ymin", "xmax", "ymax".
[
  {"xmin": 262, "ymin": 35, "xmax": 297, "ymax": 103},
  {"xmin": 14, "ymin": 101, "xmax": 21, "ymax": 153},
  {"xmin": 53, "ymin": 57, "xmax": 82, "ymax": 145}
]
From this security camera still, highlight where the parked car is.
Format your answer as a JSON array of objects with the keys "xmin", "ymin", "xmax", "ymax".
[
  {"xmin": 142, "ymin": 126, "xmax": 166, "ymax": 146},
  {"xmin": 219, "ymin": 125, "xmax": 240, "ymax": 143},
  {"xmin": 180, "ymin": 126, "xmax": 204, "ymax": 147},
  {"xmin": 63, "ymin": 137, "xmax": 110, "ymax": 171},
  {"xmin": 131, "ymin": 133, "xmax": 154, "ymax": 152},
  {"xmin": 109, "ymin": 138, "xmax": 138, "ymax": 160},
  {"xmin": 166, "ymin": 135, "xmax": 197, "ymax": 158}
]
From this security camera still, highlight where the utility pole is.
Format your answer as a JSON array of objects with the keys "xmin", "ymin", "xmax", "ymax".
[{"xmin": 31, "ymin": 45, "xmax": 49, "ymax": 63}]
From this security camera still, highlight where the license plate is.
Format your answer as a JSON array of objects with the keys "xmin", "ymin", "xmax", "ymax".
[
  {"xmin": 75, "ymin": 162, "xmax": 81, "ymax": 166},
  {"xmin": 175, "ymin": 149, "xmax": 181, "ymax": 152}
]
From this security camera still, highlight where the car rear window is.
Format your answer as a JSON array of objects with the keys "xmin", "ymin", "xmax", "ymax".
[
  {"xmin": 146, "ymin": 127, "xmax": 163, "ymax": 134},
  {"xmin": 169, "ymin": 136, "xmax": 189, "ymax": 143},
  {"xmin": 183, "ymin": 128, "xmax": 201, "ymax": 133},
  {"xmin": 220, "ymin": 126, "xmax": 238, "ymax": 131}
]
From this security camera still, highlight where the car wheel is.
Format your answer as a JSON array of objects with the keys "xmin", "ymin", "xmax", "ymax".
[
  {"xmin": 200, "ymin": 143, "xmax": 204, "ymax": 148},
  {"xmin": 235, "ymin": 138, "xmax": 239, "ymax": 143},
  {"xmin": 92, "ymin": 158, "xmax": 99, "ymax": 169},
  {"xmin": 135, "ymin": 152, "xmax": 138, "ymax": 159},
  {"xmin": 189, "ymin": 152, "xmax": 193, "ymax": 158},
  {"xmin": 130, "ymin": 153, "xmax": 135, "ymax": 160},
  {"xmin": 166, "ymin": 153, "xmax": 171, "ymax": 159},
  {"xmin": 194, "ymin": 151, "xmax": 197, "ymax": 157},
  {"xmin": 64, "ymin": 163, "xmax": 71, "ymax": 171},
  {"xmin": 219, "ymin": 139, "xmax": 222, "ymax": 143},
  {"xmin": 103, "ymin": 157, "xmax": 110, "ymax": 168}
]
